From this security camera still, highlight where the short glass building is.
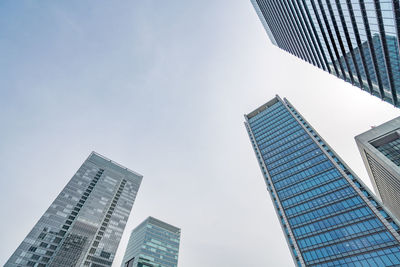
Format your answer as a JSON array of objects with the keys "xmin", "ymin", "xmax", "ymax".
[
  {"xmin": 251, "ymin": 0, "xmax": 400, "ymax": 107},
  {"xmin": 245, "ymin": 96, "xmax": 400, "ymax": 266},
  {"xmin": 356, "ymin": 116, "xmax": 400, "ymax": 221},
  {"xmin": 121, "ymin": 217, "xmax": 180, "ymax": 267},
  {"xmin": 5, "ymin": 152, "xmax": 143, "ymax": 267}
]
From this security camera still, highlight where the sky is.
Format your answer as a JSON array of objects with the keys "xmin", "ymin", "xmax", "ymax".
[{"xmin": 0, "ymin": 1, "xmax": 400, "ymax": 267}]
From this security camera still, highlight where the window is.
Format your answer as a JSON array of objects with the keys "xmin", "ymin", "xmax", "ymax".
[{"xmin": 100, "ymin": 251, "xmax": 111, "ymax": 259}]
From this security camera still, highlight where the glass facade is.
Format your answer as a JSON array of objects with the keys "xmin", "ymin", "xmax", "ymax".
[
  {"xmin": 251, "ymin": 0, "xmax": 400, "ymax": 107},
  {"xmin": 5, "ymin": 152, "xmax": 143, "ymax": 267},
  {"xmin": 245, "ymin": 96, "xmax": 400, "ymax": 266},
  {"xmin": 121, "ymin": 217, "xmax": 180, "ymax": 267},
  {"xmin": 375, "ymin": 138, "xmax": 400, "ymax": 166}
]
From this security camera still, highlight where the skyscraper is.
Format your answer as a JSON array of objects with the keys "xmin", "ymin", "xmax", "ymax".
[
  {"xmin": 356, "ymin": 116, "xmax": 400, "ymax": 220},
  {"xmin": 121, "ymin": 217, "xmax": 180, "ymax": 267},
  {"xmin": 251, "ymin": 1, "xmax": 400, "ymax": 107},
  {"xmin": 245, "ymin": 95, "xmax": 400, "ymax": 266},
  {"xmin": 6, "ymin": 152, "xmax": 143, "ymax": 267}
]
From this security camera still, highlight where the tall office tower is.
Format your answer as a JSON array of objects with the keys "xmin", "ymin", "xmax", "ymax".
[
  {"xmin": 245, "ymin": 96, "xmax": 400, "ymax": 266},
  {"xmin": 251, "ymin": 1, "xmax": 400, "ymax": 107},
  {"xmin": 356, "ymin": 116, "xmax": 400, "ymax": 220},
  {"xmin": 121, "ymin": 217, "xmax": 180, "ymax": 267},
  {"xmin": 6, "ymin": 152, "xmax": 143, "ymax": 267}
]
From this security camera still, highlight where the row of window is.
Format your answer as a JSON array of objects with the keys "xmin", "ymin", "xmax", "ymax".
[
  {"xmin": 293, "ymin": 206, "xmax": 374, "ymax": 238},
  {"xmin": 376, "ymin": 138, "xmax": 400, "ymax": 166},
  {"xmin": 252, "ymin": 110, "xmax": 294, "ymax": 139},
  {"xmin": 269, "ymin": 148, "xmax": 321, "ymax": 176},
  {"xmin": 259, "ymin": 125, "xmax": 304, "ymax": 154},
  {"xmin": 298, "ymin": 218, "xmax": 384, "ymax": 250},
  {"xmin": 281, "ymin": 177, "xmax": 347, "ymax": 209},
  {"xmin": 256, "ymin": 119, "xmax": 300, "ymax": 150},
  {"xmin": 303, "ymin": 231, "xmax": 394, "ymax": 263},
  {"xmin": 278, "ymin": 168, "xmax": 339, "ymax": 199},
  {"xmin": 274, "ymin": 160, "xmax": 332, "ymax": 188},
  {"xmin": 267, "ymin": 142, "xmax": 318, "ymax": 170},
  {"xmin": 314, "ymin": 246, "xmax": 400, "ymax": 267},
  {"xmin": 248, "ymin": 101, "xmax": 283, "ymax": 126},
  {"xmin": 289, "ymin": 196, "xmax": 363, "ymax": 227},
  {"xmin": 145, "ymin": 229, "xmax": 180, "ymax": 248},
  {"xmin": 252, "ymin": 110, "xmax": 293, "ymax": 138},
  {"xmin": 260, "ymin": 132, "xmax": 308, "ymax": 158},
  {"xmin": 264, "ymin": 138, "xmax": 314, "ymax": 166},
  {"xmin": 285, "ymin": 187, "xmax": 355, "ymax": 217},
  {"xmin": 272, "ymin": 154, "xmax": 327, "ymax": 182}
]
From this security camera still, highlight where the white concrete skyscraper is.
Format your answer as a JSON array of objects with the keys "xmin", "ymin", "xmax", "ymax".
[{"xmin": 356, "ymin": 117, "xmax": 400, "ymax": 220}]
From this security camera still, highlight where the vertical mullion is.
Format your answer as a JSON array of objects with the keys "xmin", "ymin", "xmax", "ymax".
[
  {"xmin": 325, "ymin": 0, "xmax": 355, "ymax": 84},
  {"xmin": 358, "ymin": 0, "xmax": 385, "ymax": 99},
  {"xmin": 256, "ymin": 0, "xmax": 289, "ymax": 51},
  {"xmin": 346, "ymin": 0, "xmax": 374, "ymax": 95},
  {"xmin": 315, "ymin": 0, "xmax": 347, "ymax": 80},
  {"xmin": 392, "ymin": 0, "xmax": 400, "ymax": 105},
  {"xmin": 273, "ymin": 0, "xmax": 310, "ymax": 62},
  {"xmin": 374, "ymin": 0, "xmax": 398, "ymax": 106},
  {"xmin": 262, "ymin": 0, "xmax": 300, "ymax": 56},
  {"xmin": 306, "ymin": 0, "xmax": 341, "ymax": 76},
  {"xmin": 334, "ymin": 0, "xmax": 364, "ymax": 90},
  {"xmin": 283, "ymin": 0, "xmax": 319, "ymax": 67},
  {"xmin": 298, "ymin": 0, "xmax": 332, "ymax": 73},
  {"xmin": 286, "ymin": 0, "xmax": 322, "ymax": 68},
  {"xmin": 292, "ymin": 0, "xmax": 327, "ymax": 70}
]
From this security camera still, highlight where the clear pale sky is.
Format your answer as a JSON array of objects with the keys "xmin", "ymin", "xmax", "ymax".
[{"xmin": 1, "ymin": 1, "xmax": 399, "ymax": 266}]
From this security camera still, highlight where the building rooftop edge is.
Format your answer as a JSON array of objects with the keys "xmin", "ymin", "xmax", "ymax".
[
  {"xmin": 355, "ymin": 116, "xmax": 400, "ymax": 143},
  {"xmin": 132, "ymin": 216, "xmax": 181, "ymax": 234},
  {"xmin": 147, "ymin": 216, "xmax": 180, "ymax": 231},
  {"xmin": 89, "ymin": 151, "xmax": 143, "ymax": 178},
  {"xmin": 245, "ymin": 95, "xmax": 281, "ymax": 119}
]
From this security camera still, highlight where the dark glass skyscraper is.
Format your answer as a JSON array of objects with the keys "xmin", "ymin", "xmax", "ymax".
[
  {"xmin": 6, "ymin": 152, "xmax": 142, "ymax": 267},
  {"xmin": 245, "ymin": 96, "xmax": 400, "ymax": 266},
  {"xmin": 251, "ymin": 0, "xmax": 400, "ymax": 106}
]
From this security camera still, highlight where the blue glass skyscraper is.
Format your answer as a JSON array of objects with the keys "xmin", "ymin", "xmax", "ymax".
[
  {"xmin": 251, "ymin": 1, "xmax": 400, "ymax": 107},
  {"xmin": 245, "ymin": 96, "xmax": 400, "ymax": 266}
]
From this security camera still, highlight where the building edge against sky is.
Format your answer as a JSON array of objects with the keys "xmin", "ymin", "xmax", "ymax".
[
  {"xmin": 356, "ymin": 117, "xmax": 400, "ymax": 221},
  {"xmin": 121, "ymin": 216, "xmax": 181, "ymax": 267},
  {"xmin": 5, "ymin": 151, "xmax": 143, "ymax": 267},
  {"xmin": 245, "ymin": 95, "xmax": 400, "ymax": 266},
  {"xmin": 250, "ymin": 1, "xmax": 400, "ymax": 107}
]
